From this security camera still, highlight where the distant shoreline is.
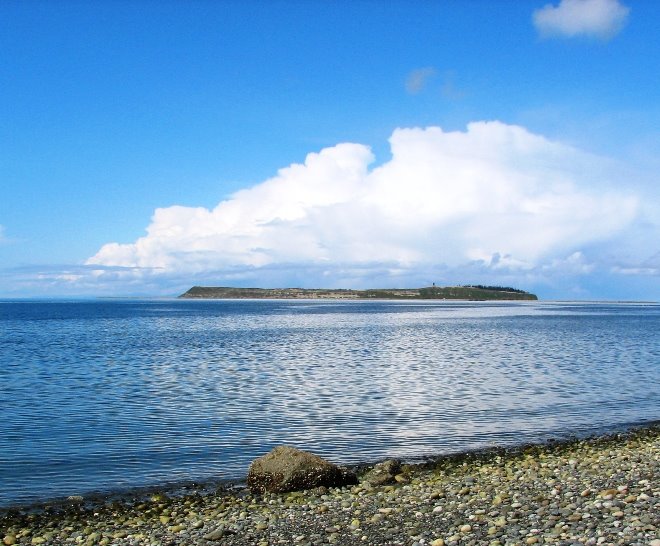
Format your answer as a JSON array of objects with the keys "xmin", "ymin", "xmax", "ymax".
[{"xmin": 179, "ymin": 285, "xmax": 538, "ymax": 301}]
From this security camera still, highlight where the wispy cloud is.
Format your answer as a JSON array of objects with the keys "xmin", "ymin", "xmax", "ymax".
[
  {"xmin": 611, "ymin": 251, "xmax": 660, "ymax": 277},
  {"xmin": 405, "ymin": 67, "xmax": 436, "ymax": 94},
  {"xmin": 0, "ymin": 264, "xmax": 168, "ymax": 297},
  {"xmin": 439, "ymin": 70, "xmax": 466, "ymax": 100},
  {"xmin": 533, "ymin": 0, "xmax": 630, "ymax": 40},
  {"xmin": 83, "ymin": 121, "xmax": 649, "ymax": 295}
]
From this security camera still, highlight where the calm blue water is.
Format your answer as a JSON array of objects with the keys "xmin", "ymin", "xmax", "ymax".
[{"xmin": 1, "ymin": 299, "xmax": 659, "ymax": 508}]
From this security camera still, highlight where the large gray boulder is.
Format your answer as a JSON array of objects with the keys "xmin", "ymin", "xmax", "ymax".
[{"xmin": 247, "ymin": 446, "xmax": 358, "ymax": 494}]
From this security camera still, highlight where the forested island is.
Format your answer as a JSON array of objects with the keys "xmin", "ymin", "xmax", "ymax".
[{"xmin": 179, "ymin": 285, "xmax": 538, "ymax": 301}]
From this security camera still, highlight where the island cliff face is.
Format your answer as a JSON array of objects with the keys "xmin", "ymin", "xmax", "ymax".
[{"xmin": 179, "ymin": 285, "xmax": 538, "ymax": 301}]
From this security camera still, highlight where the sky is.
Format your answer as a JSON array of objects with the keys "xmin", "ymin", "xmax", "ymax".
[{"xmin": 1, "ymin": 0, "xmax": 659, "ymax": 300}]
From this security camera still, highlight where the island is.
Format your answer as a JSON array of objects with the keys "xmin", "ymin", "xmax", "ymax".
[{"xmin": 179, "ymin": 285, "xmax": 538, "ymax": 301}]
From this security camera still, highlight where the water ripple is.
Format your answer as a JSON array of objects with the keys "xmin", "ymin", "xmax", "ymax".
[{"xmin": 0, "ymin": 300, "xmax": 658, "ymax": 507}]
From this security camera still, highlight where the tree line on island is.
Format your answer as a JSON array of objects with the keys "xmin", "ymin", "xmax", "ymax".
[
  {"xmin": 180, "ymin": 285, "xmax": 538, "ymax": 301},
  {"xmin": 461, "ymin": 284, "xmax": 528, "ymax": 294}
]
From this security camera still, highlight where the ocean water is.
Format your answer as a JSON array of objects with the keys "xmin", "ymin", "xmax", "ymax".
[{"xmin": 0, "ymin": 299, "xmax": 658, "ymax": 508}]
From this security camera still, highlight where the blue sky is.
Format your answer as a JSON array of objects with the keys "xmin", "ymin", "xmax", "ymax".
[{"xmin": 1, "ymin": 0, "xmax": 659, "ymax": 300}]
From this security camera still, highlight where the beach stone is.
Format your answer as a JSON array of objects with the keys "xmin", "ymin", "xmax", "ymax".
[
  {"xmin": 247, "ymin": 446, "xmax": 357, "ymax": 494},
  {"xmin": 360, "ymin": 459, "xmax": 402, "ymax": 487},
  {"xmin": 3, "ymin": 537, "xmax": 16, "ymax": 546},
  {"xmin": 203, "ymin": 526, "xmax": 234, "ymax": 540}
]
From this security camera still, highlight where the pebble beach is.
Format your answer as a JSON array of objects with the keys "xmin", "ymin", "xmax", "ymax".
[{"xmin": 1, "ymin": 425, "xmax": 658, "ymax": 546}]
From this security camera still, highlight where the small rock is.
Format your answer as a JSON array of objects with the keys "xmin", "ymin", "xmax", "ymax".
[
  {"xmin": 394, "ymin": 474, "xmax": 409, "ymax": 484},
  {"xmin": 3, "ymin": 537, "xmax": 17, "ymax": 546},
  {"xmin": 430, "ymin": 539, "xmax": 445, "ymax": 546},
  {"xmin": 203, "ymin": 527, "xmax": 234, "ymax": 541},
  {"xmin": 460, "ymin": 524, "xmax": 472, "ymax": 533},
  {"xmin": 600, "ymin": 489, "xmax": 618, "ymax": 498},
  {"xmin": 360, "ymin": 459, "xmax": 402, "ymax": 487}
]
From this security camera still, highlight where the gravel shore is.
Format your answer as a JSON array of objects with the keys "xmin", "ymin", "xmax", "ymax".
[{"xmin": 2, "ymin": 425, "xmax": 658, "ymax": 546}]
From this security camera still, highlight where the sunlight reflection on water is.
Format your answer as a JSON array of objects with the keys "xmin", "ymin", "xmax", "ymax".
[{"xmin": 0, "ymin": 299, "xmax": 658, "ymax": 507}]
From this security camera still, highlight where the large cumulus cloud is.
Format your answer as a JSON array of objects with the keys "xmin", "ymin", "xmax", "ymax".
[{"xmin": 86, "ymin": 121, "xmax": 640, "ymax": 290}]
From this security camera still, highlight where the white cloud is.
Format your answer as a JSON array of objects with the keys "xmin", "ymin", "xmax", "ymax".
[
  {"xmin": 611, "ymin": 251, "xmax": 660, "ymax": 277},
  {"xmin": 533, "ymin": 0, "xmax": 629, "ymax": 39},
  {"xmin": 543, "ymin": 251, "xmax": 595, "ymax": 275},
  {"xmin": 405, "ymin": 67, "xmax": 436, "ymax": 94},
  {"xmin": 86, "ymin": 121, "xmax": 642, "ymax": 292},
  {"xmin": 613, "ymin": 266, "xmax": 659, "ymax": 276}
]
